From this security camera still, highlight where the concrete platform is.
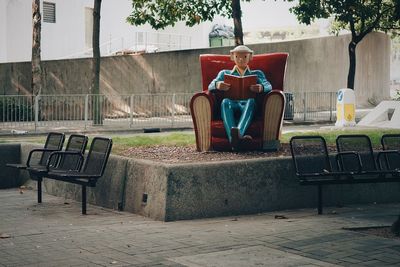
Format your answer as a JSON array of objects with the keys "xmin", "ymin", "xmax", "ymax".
[
  {"xmin": 1, "ymin": 188, "xmax": 400, "ymax": 266},
  {"xmin": 2, "ymin": 143, "xmax": 400, "ymax": 222}
]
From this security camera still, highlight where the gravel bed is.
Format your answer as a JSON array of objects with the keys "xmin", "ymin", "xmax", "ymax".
[{"xmin": 120, "ymin": 144, "xmax": 293, "ymax": 163}]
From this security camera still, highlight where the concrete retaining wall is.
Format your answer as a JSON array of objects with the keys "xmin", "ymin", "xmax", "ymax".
[
  {"xmin": 0, "ymin": 32, "xmax": 390, "ymax": 107},
  {"xmin": 2, "ymin": 143, "xmax": 399, "ymax": 221},
  {"xmin": 162, "ymin": 158, "xmax": 400, "ymax": 221},
  {"xmin": 0, "ymin": 143, "xmax": 21, "ymax": 189}
]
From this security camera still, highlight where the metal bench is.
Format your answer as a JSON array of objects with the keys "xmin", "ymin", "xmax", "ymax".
[
  {"xmin": 290, "ymin": 135, "xmax": 400, "ymax": 214},
  {"xmin": 6, "ymin": 132, "xmax": 65, "ymax": 170},
  {"xmin": 29, "ymin": 137, "xmax": 113, "ymax": 214},
  {"xmin": 26, "ymin": 134, "xmax": 89, "ymax": 204}
]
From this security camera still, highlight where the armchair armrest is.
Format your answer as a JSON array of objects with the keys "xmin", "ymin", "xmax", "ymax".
[
  {"xmin": 261, "ymin": 90, "xmax": 285, "ymax": 150},
  {"xmin": 203, "ymin": 90, "xmax": 216, "ymax": 110},
  {"xmin": 262, "ymin": 90, "xmax": 285, "ymax": 111},
  {"xmin": 190, "ymin": 92, "xmax": 214, "ymax": 152}
]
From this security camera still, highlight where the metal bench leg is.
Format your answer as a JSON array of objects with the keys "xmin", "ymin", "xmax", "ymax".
[
  {"xmin": 317, "ymin": 185, "xmax": 323, "ymax": 215},
  {"xmin": 82, "ymin": 185, "xmax": 87, "ymax": 215},
  {"xmin": 37, "ymin": 177, "xmax": 42, "ymax": 203}
]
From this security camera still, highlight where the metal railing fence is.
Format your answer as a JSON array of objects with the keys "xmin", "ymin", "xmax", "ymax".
[
  {"xmin": 61, "ymin": 31, "xmax": 192, "ymax": 59},
  {"xmin": 0, "ymin": 92, "xmax": 337, "ymax": 132},
  {"xmin": 290, "ymin": 91, "xmax": 337, "ymax": 122}
]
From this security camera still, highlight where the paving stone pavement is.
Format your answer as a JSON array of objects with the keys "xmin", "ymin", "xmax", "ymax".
[{"xmin": 1, "ymin": 188, "xmax": 400, "ymax": 267}]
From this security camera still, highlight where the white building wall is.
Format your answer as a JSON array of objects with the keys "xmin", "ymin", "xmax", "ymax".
[
  {"xmin": 99, "ymin": 0, "xmax": 211, "ymax": 53},
  {"xmin": 5, "ymin": 0, "xmax": 31, "ymax": 62},
  {"xmin": 0, "ymin": 0, "xmax": 213, "ymax": 63},
  {"xmin": 0, "ymin": 0, "xmax": 7, "ymax": 62},
  {"xmin": 41, "ymin": 0, "xmax": 92, "ymax": 60}
]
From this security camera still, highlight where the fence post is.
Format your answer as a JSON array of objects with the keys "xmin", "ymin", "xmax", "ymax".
[
  {"xmin": 84, "ymin": 94, "xmax": 89, "ymax": 129},
  {"xmin": 303, "ymin": 92, "xmax": 307, "ymax": 121},
  {"xmin": 171, "ymin": 93, "xmax": 176, "ymax": 127},
  {"xmin": 2, "ymin": 96, "xmax": 5, "ymax": 123},
  {"xmin": 329, "ymin": 92, "xmax": 333, "ymax": 122},
  {"xmin": 130, "ymin": 94, "xmax": 134, "ymax": 128},
  {"xmin": 34, "ymin": 95, "xmax": 39, "ymax": 131}
]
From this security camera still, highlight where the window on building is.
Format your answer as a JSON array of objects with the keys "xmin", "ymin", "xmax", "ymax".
[{"xmin": 43, "ymin": 2, "xmax": 56, "ymax": 23}]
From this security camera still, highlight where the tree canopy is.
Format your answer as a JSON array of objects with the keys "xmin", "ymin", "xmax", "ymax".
[
  {"xmin": 127, "ymin": 0, "xmax": 253, "ymax": 45},
  {"xmin": 127, "ymin": 0, "xmax": 231, "ymax": 29},
  {"xmin": 287, "ymin": 0, "xmax": 400, "ymax": 89}
]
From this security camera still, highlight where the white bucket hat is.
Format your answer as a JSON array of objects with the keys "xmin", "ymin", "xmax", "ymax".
[
  {"xmin": 230, "ymin": 45, "xmax": 253, "ymax": 61},
  {"xmin": 230, "ymin": 45, "xmax": 253, "ymax": 54}
]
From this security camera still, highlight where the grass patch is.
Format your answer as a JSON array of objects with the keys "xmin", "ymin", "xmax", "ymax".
[
  {"xmin": 111, "ymin": 132, "xmax": 195, "ymax": 153},
  {"xmin": 1, "ymin": 128, "xmax": 399, "ymax": 152},
  {"xmin": 112, "ymin": 128, "xmax": 400, "ymax": 152}
]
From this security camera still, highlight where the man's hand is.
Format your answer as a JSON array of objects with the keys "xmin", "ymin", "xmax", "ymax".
[
  {"xmin": 250, "ymin": 84, "xmax": 263, "ymax": 93},
  {"xmin": 216, "ymin": 81, "xmax": 230, "ymax": 91}
]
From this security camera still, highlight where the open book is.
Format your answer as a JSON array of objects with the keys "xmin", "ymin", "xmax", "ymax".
[{"xmin": 223, "ymin": 74, "xmax": 258, "ymax": 100}]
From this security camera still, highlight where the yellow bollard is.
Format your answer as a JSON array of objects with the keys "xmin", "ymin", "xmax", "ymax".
[{"xmin": 335, "ymin": 88, "xmax": 356, "ymax": 127}]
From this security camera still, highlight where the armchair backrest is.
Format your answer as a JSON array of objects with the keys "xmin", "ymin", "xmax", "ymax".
[{"xmin": 200, "ymin": 53, "xmax": 288, "ymax": 92}]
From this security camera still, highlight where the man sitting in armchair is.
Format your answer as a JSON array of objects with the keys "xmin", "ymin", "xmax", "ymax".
[{"xmin": 208, "ymin": 45, "xmax": 272, "ymax": 150}]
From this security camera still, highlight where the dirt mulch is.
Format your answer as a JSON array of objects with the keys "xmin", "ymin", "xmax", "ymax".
[{"xmin": 120, "ymin": 143, "xmax": 293, "ymax": 164}]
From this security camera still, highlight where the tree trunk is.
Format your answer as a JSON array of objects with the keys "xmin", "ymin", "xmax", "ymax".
[
  {"xmin": 231, "ymin": 0, "xmax": 244, "ymax": 46},
  {"xmin": 347, "ymin": 40, "xmax": 357, "ymax": 90},
  {"xmin": 92, "ymin": 0, "xmax": 102, "ymax": 125},
  {"xmin": 32, "ymin": 0, "xmax": 42, "ymax": 96}
]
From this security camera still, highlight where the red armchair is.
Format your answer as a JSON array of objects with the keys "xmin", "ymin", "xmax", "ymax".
[{"xmin": 190, "ymin": 53, "xmax": 288, "ymax": 152}]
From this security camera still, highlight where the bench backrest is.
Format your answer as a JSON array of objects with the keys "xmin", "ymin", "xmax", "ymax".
[
  {"xmin": 290, "ymin": 136, "xmax": 333, "ymax": 176},
  {"xmin": 381, "ymin": 134, "xmax": 400, "ymax": 151},
  {"xmin": 81, "ymin": 137, "xmax": 113, "ymax": 177},
  {"xmin": 54, "ymin": 134, "xmax": 89, "ymax": 171},
  {"xmin": 336, "ymin": 134, "xmax": 377, "ymax": 172},
  {"xmin": 381, "ymin": 134, "xmax": 400, "ymax": 170},
  {"xmin": 39, "ymin": 132, "xmax": 65, "ymax": 166}
]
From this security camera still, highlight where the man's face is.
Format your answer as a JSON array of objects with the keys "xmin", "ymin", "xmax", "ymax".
[{"xmin": 232, "ymin": 52, "xmax": 251, "ymax": 69}]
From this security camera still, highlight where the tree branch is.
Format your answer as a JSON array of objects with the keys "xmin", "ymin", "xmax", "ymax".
[
  {"xmin": 377, "ymin": 26, "xmax": 400, "ymax": 30},
  {"xmin": 349, "ymin": 17, "xmax": 357, "ymax": 40},
  {"xmin": 366, "ymin": 3, "xmax": 395, "ymax": 33},
  {"xmin": 357, "ymin": 0, "xmax": 390, "ymax": 42}
]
